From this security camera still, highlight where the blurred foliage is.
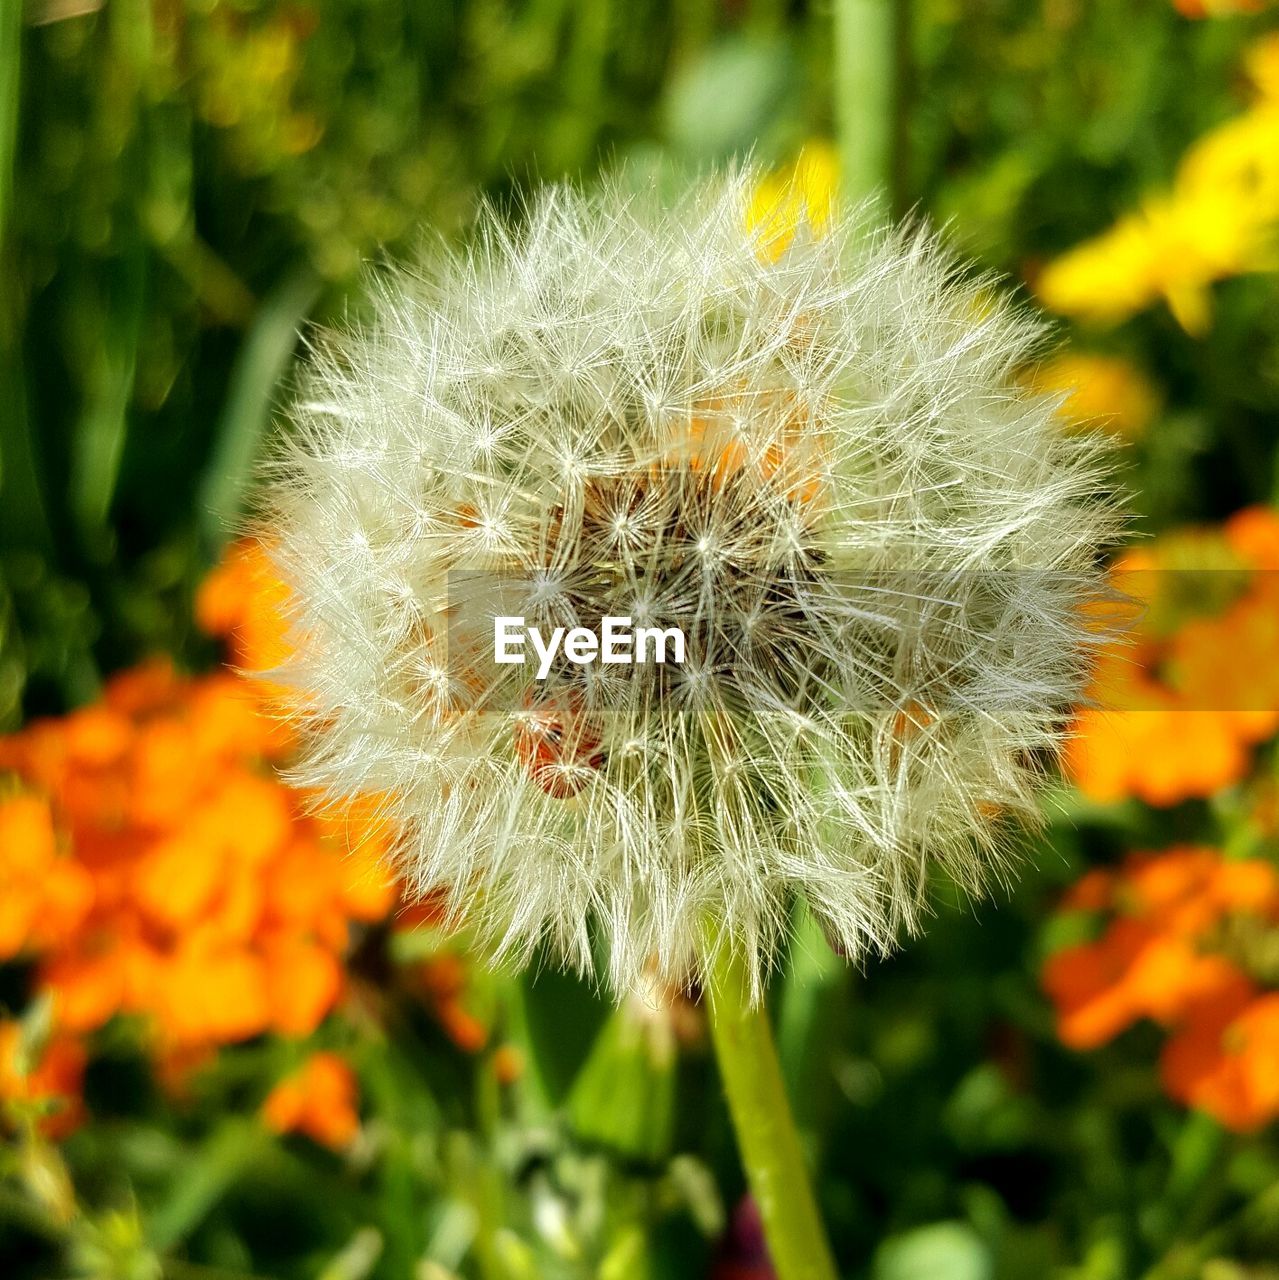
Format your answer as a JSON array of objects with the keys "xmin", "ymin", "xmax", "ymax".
[{"xmin": 3, "ymin": 1, "xmax": 1279, "ymax": 1278}]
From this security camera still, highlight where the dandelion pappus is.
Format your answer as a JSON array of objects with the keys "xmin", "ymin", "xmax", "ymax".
[{"xmin": 513, "ymin": 688, "xmax": 606, "ymax": 798}]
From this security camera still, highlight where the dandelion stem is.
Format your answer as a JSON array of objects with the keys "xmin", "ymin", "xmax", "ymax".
[{"xmin": 706, "ymin": 939, "xmax": 839, "ymax": 1280}]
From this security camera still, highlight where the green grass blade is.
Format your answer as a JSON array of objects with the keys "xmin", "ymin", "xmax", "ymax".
[
  {"xmin": 0, "ymin": 0, "xmax": 19, "ymax": 252},
  {"xmin": 199, "ymin": 267, "xmax": 320, "ymax": 550}
]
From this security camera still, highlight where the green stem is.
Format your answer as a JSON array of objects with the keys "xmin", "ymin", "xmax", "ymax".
[
  {"xmin": 832, "ymin": 0, "xmax": 908, "ymax": 216},
  {"xmin": 706, "ymin": 940, "xmax": 839, "ymax": 1280}
]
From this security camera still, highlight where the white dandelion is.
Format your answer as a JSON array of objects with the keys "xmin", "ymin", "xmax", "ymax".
[{"xmin": 261, "ymin": 169, "xmax": 1119, "ymax": 1000}]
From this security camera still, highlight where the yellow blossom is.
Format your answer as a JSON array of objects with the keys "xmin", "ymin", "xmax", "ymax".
[
  {"xmin": 1037, "ymin": 35, "xmax": 1279, "ymax": 333},
  {"xmin": 1037, "ymin": 188, "xmax": 1272, "ymax": 334},
  {"xmin": 1177, "ymin": 106, "xmax": 1279, "ymax": 222},
  {"xmin": 746, "ymin": 141, "xmax": 838, "ymax": 260},
  {"xmin": 1026, "ymin": 352, "xmax": 1160, "ymax": 439}
]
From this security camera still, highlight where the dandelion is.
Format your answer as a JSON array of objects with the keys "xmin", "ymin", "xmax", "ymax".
[
  {"xmin": 261, "ymin": 169, "xmax": 1117, "ymax": 1277},
  {"xmin": 265, "ymin": 170, "xmax": 1116, "ymax": 995}
]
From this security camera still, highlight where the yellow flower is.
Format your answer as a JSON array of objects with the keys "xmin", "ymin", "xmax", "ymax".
[
  {"xmin": 1037, "ymin": 190, "xmax": 1270, "ymax": 334},
  {"xmin": 193, "ymin": 14, "xmax": 324, "ymax": 165},
  {"xmin": 745, "ymin": 141, "xmax": 838, "ymax": 260},
  {"xmin": 1026, "ymin": 352, "xmax": 1160, "ymax": 439},
  {"xmin": 1035, "ymin": 207, "xmax": 1166, "ymax": 327},
  {"xmin": 1038, "ymin": 36, "xmax": 1279, "ymax": 333}
]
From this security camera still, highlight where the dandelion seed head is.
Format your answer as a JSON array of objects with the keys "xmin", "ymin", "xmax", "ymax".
[{"xmin": 264, "ymin": 170, "xmax": 1120, "ymax": 997}]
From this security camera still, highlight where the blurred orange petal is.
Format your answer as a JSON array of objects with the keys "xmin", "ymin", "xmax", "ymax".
[
  {"xmin": 264, "ymin": 939, "xmax": 343, "ymax": 1038},
  {"xmin": 262, "ymin": 1052, "xmax": 359, "ymax": 1149}
]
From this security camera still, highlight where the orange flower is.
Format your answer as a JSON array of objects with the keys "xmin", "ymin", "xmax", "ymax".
[
  {"xmin": 435, "ymin": 1000, "xmax": 488, "ymax": 1054},
  {"xmin": 1210, "ymin": 858, "xmax": 1279, "ymax": 915},
  {"xmin": 0, "ymin": 1021, "xmax": 87, "ymax": 1139},
  {"xmin": 1047, "ymin": 847, "xmax": 1279, "ymax": 1130},
  {"xmin": 261, "ymin": 939, "xmax": 343, "ymax": 1038},
  {"xmin": 1, "ymin": 665, "xmax": 395, "ymax": 1056},
  {"xmin": 1066, "ymin": 706, "xmax": 1259, "ymax": 807},
  {"xmin": 1172, "ymin": 0, "xmax": 1266, "ymax": 16},
  {"xmin": 1025, "ymin": 352, "xmax": 1160, "ymax": 440},
  {"xmin": 412, "ymin": 952, "xmax": 488, "ymax": 1053},
  {"xmin": 196, "ymin": 537, "xmax": 296, "ymax": 677},
  {"xmin": 493, "ymin": 1044, "xmax": 525, "ymax": 1086},
  {"xmin": 0, "ymin": 541, "xmax": 435, "ymax": 1107},
  {"xmin": 1225, "ymin": 505, "xmax": 1279, "ymax": 568},
  {"xmin": 1044, "ymin": 914, "xmax": 1249, "ymax": 1050},
  {"xmin": 1044, "ymin": 920, "xmax": 1156, "ymax": 1049},
  {"xmin": 1060, "ymin": 868, "xmax": 1115, "ymax": 913},
  {"xmin": 1168, "ymin": 513, "xmax": 1279, "ymax": 722},
  {"xmin": 1123, "ymin": 846, "xmax": 1228, "ymax": 933},
  {"xmin": 0, "ymin": 794, "xmax": 94, "ymax": 959},
  {"xmin": 154, "ymin": 947, "xmax": 273, "ymax": 1047},
  {"xmin": 1162, "ymin": 993, "xmax": 1279, "ymax": 1131},
  {"xmin": 1066, "ymin": 510, "xmax": 1279, "ymax": 806},
  {"xmin": 197, "ymin": 538, "xmax": 300, "ymax": 753},
  {"xmin": 262, "ymin": 1052, "xmax": 360, "ymax": 1149}
]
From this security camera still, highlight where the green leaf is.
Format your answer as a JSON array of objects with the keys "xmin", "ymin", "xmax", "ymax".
[
  {"xmin": 873, "ymin": 1222, "xmax": 993, "ymax": 1280},
  {"xmin": 662, "ymin": 36, "xmax": 797, "ymax": 161},
  {"xmin": 516, "ymin": 960, "xmax": 610, "ymax": 1106}
]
